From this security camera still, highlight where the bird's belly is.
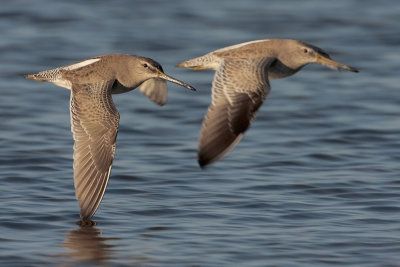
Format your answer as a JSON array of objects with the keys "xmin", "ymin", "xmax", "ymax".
[{"xmin": 53, "ymin": 79, "xmax": 72, "ymax": 90}]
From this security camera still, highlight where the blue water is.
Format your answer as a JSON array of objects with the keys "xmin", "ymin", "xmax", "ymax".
[{"xmin": 1, "ymin": 0, "xmax": 399, "ymax": 266}]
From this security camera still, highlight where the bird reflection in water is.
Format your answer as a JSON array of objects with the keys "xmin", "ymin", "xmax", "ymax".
[{"xmin": 61, "ymin": 226, "xmax": 117, "ymax": 266}]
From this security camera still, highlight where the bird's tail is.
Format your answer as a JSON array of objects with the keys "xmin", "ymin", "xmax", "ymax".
[
  {"xmin": 176, "ymin": 53, "xmax": 220, "ymax": 70},
  {"xmin": 24, "ymin": 73, "xmax": 49, "ymax": 82},
  {"xmin": 176, "ymin": 60, "xmax": 207, "ymax": 70}
]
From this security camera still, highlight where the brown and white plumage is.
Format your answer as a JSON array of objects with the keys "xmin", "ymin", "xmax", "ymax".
[
  {"xmin": 25, "ymin": 54, "xmax": 195, "ymax": 222},
  {"xmin": 177, "ymin": 39, "xmax": 358, "ymax": 167}
]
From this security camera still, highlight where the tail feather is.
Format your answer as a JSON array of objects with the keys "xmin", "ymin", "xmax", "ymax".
[
  {"xmin": 24, "ymin": 74, "xmax": 46, "ymax": 82},
  {"xmin": 177, "ymin": 53, "xmax": 220, "ymax": 70},
  {"xmin": 176, "ymin": 61, "xmax": 207, "ymax": 70},
  {"xmin": 24, "ymin": 74, "xmax": 35, "ymax": 79}
]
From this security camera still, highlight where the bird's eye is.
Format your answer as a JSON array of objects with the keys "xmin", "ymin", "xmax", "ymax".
[
  {"xmin": 303, "ymin": 48, "xmax": 309, "ymax": 53},
  {"xmin": 143, "ymin": 63, "xmax": 148, "ymax": 68}
]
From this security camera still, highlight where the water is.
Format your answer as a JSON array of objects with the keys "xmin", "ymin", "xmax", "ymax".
[{"xmin": 1, "ymin": 0, "xmax": 399, "ymax": 266}]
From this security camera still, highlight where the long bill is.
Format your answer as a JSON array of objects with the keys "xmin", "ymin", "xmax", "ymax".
[
  {"xmin": 158, "ymin": 72, "xmax": 196, "ymax": 91},
  {"xmin": 316, "ymin": 54, "xmax": 359, "ymax": 73}
]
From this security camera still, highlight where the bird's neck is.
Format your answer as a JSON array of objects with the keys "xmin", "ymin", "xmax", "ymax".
[
  {"xmin": 267, "ymin": 59, "xmax": 301, "ymax": 80},
  {"xmin": 111, "ymin": 80, "xmax": 136, "ymax": 94}
]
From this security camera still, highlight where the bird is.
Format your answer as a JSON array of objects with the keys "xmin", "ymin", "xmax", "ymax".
[
  {"xmin": 177, "ymin": 39, "xmax": 358, "ymax": 167},
  {"xmin": 25, "ymin": 54, "xmax": 196, "ymax": 224}
]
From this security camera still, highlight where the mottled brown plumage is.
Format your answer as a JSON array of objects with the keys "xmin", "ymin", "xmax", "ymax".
[
  {"xmin": 25, "ymin": 54, "xmax": 195, "ymax": 222},
  {"xmin": 177, "ymin": 39, "xmax": 358, "ymax": 167}
]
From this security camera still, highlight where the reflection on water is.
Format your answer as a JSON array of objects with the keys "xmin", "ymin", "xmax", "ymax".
[
  {"xmin": 61, "ymin": 226, "xmax": 116, "ymax": 266},
  {"xmin": 60, "ymin": 226, "xmax": 155, "ymax": 266}
]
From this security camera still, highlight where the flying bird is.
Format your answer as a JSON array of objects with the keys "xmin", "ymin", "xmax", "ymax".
[
  {"xmin": 26, "ymin": 54, "xmax": 195, "ymax": 223},
  {"xmin": 177, "ymin": 39, "xmax": 358, "ymax": 167}
]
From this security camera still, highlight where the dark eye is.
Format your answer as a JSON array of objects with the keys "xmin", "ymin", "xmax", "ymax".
[
  {"xmin": 303, "ymin": 48, "xmax": 309, "ymax": 53},
  {"xmin": 143, "ymin": 63, "xmax": 148, "ymax": 68}
]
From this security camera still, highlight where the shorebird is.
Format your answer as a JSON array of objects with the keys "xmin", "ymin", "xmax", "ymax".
[
  {"xmin": 25, "ymin": 54, "xmax": 195, "ymax": 224},
  {"xmin": 177, "ymin": 39, "xmax": 358, "ymax": 167}
]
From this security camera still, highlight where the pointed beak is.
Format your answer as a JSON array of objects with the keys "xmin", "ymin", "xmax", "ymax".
[
  {"xmin": 157, "ymin": 71, "xmax": 196, "ymax": 91},
  {"xmin": 316, "ymin": 54, "xmax": 359, "ymax": 73}
]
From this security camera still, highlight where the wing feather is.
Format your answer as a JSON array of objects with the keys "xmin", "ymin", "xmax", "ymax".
[
  {"xmin": 138, "ymin": 78, "xmax": 168, "ymax": 106},
  {"xmin": 70, "ymin": 80, "xmax": 119, "ymax": 220},
  {"xmin": 198, "ymin": 58, "xmax": 274, "ymax": 167}
]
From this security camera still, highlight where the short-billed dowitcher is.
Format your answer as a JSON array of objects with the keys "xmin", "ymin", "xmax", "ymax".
[
  {"xmin": 25, "ymin": 54, "xmax": 195, "ymax": 223},
  {"xmin": 177, "ymin": 39, "xmax": 358, "ymax": 167}
]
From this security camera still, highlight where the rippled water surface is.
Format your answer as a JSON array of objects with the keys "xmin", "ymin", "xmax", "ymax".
[{"xmin": 1, "ymin": 0, "xmax": 399, "ymax": 266}]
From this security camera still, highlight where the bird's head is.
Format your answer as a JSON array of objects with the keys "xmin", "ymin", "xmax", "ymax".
[
  {"xmin": 280, "ymin": 40, "xmax": 359, "ymax": 73},
  {"xmin": 135, "ymin": 57, "xmax": 196, "ymax": 91}
]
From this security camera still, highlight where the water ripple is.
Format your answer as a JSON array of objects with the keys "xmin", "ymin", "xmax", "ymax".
[{"xmin": 1, "ymin": 0, "xmax": 400, "ymax": 266}]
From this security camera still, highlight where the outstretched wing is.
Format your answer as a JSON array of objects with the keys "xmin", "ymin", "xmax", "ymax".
[
  {"xmin": 138, "ymin": 78, "xmax": 168, "ymax": 106},
  {"xmin": 198, "ymin": 57, "xmax": 275, "ymax": 167},
  {"xmin": 70, "ymin": 80, "xmax": 119, "ymax": 220}
]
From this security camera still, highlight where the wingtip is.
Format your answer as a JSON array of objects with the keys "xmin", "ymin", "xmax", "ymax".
[
  {"xmin": 76, "ymin": 220, "xmax": 97, "ymax": 227},
  {"xmin": 198, "ymin": 160, "xmax": 208, "ymax": 169},
  {"xmin": 198, "ymin": 154, "xmax": 214, "ymax": 168},
  {"xmin": 79, "ymin": 210, "xmax": 95, "ymax": 223}
]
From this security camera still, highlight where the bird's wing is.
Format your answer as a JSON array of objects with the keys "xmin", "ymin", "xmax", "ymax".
[
  {"xmin": 198, "ymin": 57, "xmax": 275, "ymax": 167},
  {"xmin": 138, "ymin": 78, "xmax": 167, "ymax": 106},
  {"xmin": 70, "ymin": 80, "xmax": 120, "ymax": 220}
]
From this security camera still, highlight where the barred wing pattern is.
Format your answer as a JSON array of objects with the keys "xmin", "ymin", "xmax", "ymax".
[{"xmin": 70, "ymin": 80, "xmax": 119, "ymax": 220}]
